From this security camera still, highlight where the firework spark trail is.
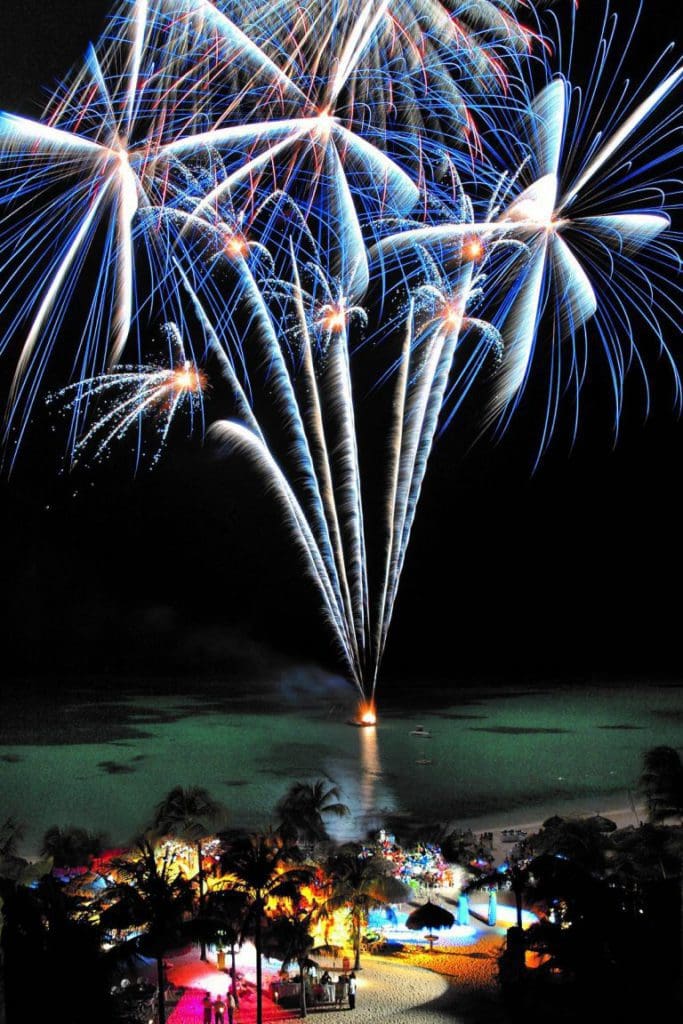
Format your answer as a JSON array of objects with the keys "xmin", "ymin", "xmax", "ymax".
[
  {"xmin": 174, "ymin": 222, "xmax": 367, "ymax": 686},
  {"xmin": 290, "ymin": 254, "xmax": 364, "ymax": 673},
  {"xmin": 1, "ymin": 0, "xmax": 441, "ymax": 458},
  {"xmin": 53, "ymin": 323, "xmax": 207, "ymax": 464},
  {"xmin": 214, "ymin": 250, "xmax": 373, "ymax": 686},
  {"xmin": 162, "ymin": 160, "xmax": 486, "ymax": 690},
  {"xmin": 204, "ymin": 243, "xmax": 498, "ymax": 694},
  {"xmin": 370, "ymin": 260, "xmax": 504, "ymax": 689},
  {"xmin": 369, "ymin": 56, "xmax": 682, "ymax": 459},
  {"xmin": 0, "ymin": 1, "xmax": 681, "ymax": 703},
  {"xmin": 210, "ymin": 419, "xmax": 363, "ymax": 688}
]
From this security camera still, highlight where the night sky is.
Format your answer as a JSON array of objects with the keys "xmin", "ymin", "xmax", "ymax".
[{"xmin": 0, "ymin": 0, "xmax": 681, "ymax": 695}]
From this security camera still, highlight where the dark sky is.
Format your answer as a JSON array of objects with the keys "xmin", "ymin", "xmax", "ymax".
[{"xmin": 0, "ymin": 0, "xmax": 681, "ymax": 694}]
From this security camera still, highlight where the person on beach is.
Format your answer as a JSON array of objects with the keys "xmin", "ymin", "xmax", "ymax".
[
  {"xmin": 312, "ymin": 979, "xmax": 324, "ymax": 1004},
  {"xmin": 227, "ymin": 990, "xmax": 236, "ymax": 1024},
  {"xmin": 319, "ymin": 969, "xmax": 333, "ymax": 1003},
  {"xmin": 335, "ymin": 974, "xmax": 348, "ymax": 1007},
  {"xmin": 214, "ymin": 994, "xmax": 226, "ymax": 1024},
  {"xmin": 348, "ymin": 971, "xmax": 357, "ymax": 1010},
  {"xmin": 202, "ymin": 992, "xmax": 213, "ymax": 1024}
]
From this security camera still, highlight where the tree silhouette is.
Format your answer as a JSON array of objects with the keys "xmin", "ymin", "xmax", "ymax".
[
  {"xmin": 2, "ymin": 874, "xmax": 112, "ymax": 1023},
  {"xmin": 639, "ymin": 746, "xmax": 683, "ymax": 823},
  {"xmin": 153, "ymin": 785, "xmax": 225, "ymax": 960},
  {"xmin": 41, "ymin": 824, "xmax": 104, "ymax": 868},
  {"xmin": 264, "ymin": 910, "xmax": 316, "ymax": 1018},
  {"xmin": 326, "ymin": 843, "xmax": 408, "ymax": 969},
  {"xmin": 202, "ymin": 888, "xmax": 251, "ymax": 1005},
  {"xmin": 218, "ymin": 832, "xmax": 313, "ymax": 1024},
  {"xmin": 276, "ymin": 780, "xmax": 349, "ymax": 846},
  {"xmin": 99, "ymin": 835, "xmax": 193, "ymax": 1024}
]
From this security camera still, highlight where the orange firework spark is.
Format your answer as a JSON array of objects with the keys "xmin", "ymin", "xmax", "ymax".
[
  {"xmin": 171, "ymin": 362, "xmax": 208, "ymax": 395},
  {"xmin": 463, "ymin": 237, "xmax": 485, "ymax": 263},
  {"xmin": 357, "ymin": 702, "xmax": 377, "ymax": 726},
  {"xmin": 223, "ymin": 233, "xmax": 249, "ymax": 259},
  {"xmin": 320, "ymin": 303, "xmax": 348, "ymax": 332}
]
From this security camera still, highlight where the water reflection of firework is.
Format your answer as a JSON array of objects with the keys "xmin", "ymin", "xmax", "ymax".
[{"xmin": 358, "ymin": 720, "xmax": 381, "ymax": 818}]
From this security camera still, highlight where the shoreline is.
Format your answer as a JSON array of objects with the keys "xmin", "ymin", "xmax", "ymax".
[
  {"xmin": 14, "ymin": 793, "xmax": 646, "ymax": 864},
  {"xmin": 5, "ymin": 680, "xmax": 668, "ymax": 861},
  {"xmin": 448, "ymin": 792, "xmax": 644, "ymax": 861}
]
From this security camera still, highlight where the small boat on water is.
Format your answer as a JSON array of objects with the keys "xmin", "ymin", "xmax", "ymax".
[
  {"xmin": 415, "ymin": 757, "xmax": 433, "ymax": 766},
  {"xmin": 410, "ymin": 725, "xmax": 432, "ymax": 738}
]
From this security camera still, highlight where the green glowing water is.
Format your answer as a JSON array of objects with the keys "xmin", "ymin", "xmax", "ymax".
[{"xmin": 1, "ymin": 681, "xmax": 680, "ymax": 852}]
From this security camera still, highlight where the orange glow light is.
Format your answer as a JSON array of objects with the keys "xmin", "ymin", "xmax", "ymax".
[
  {"xmin": 443, "ymin": 303, "xmax": 462, "ymax": 330},
  {"xmin": 464, "ymin": 237, "xmax": 484, "ymax": 262},
  {"xmin": 224, "ymin": 234, "xmax": 248, "ymax": 258},
  {"xmin": 172, "ymin": 363, "xmax": 207, "ymax": 394},
  {"xmin": 358, "ymin": 703, "xmax": 377, "ymax": 726},
  {"xmin": 322, "ymin": 306, "xmax": 347, "ymax": 332}
]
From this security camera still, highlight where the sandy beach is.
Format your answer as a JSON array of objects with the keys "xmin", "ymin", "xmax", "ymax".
[
  {"xmin": 167, "ymin": 955, "xmax": 465, "ymax": 1023},
  {"xmin": 292, "ymin": 959, "xmax": 462, "ymax": 1024},
  {"xmin": 449, "ymin": 794, "xmax": 644, "ymax": 861}
]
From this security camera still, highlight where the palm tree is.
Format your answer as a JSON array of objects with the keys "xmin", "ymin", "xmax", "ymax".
[
  {"xmin": 1, "ymin": 818, "xmax": 52, "ymax": 1024},
  {"xmin": 1, "ymin": 873, "xmax": 112, "ymax": 1023},
  {"xmin": 0, "ymin": 819, "xmax": 23, "ymax": 865},
  {"xmin": 464, "ymin": 859, "xmax": 531, "ymax": 932},
  {"xmin": 639, "ymin": 746, "xmax": 683, "ymax": 823},
  {"xmin": 528, "ymin": 816, "xmax": 609, "ymax": 874},
  {"xmin": 276, "ymin": 780, "xmax": 350, "ymax": 846},
  {"xmin": 41, "ymin": 825, "xmax": 104, "ymax": 868},
  {"xmin": 99, "ymin": 835, "xmax": 194, "ymax": 1024},
  {"xmin": 218, "ymin": 831, "xmax": 313, "ymax": 1024},
  {"xmin": 263, "ymin": 911, "xmax": 316, "ymax": 1018},
  {"xmin": 202, "ymin": 888, "xmax": 250, "ymax": 1006},
  {"xmin": 507, "ymin": 861, "xmax": 531, "ymax": 931},
  {"xmin": 611, "ymin": 822, "xmax": 683, "ymax": 882},
  {"xmin": 326, "ymin": 843, "xmax": 408, "ymax": 970},
  {"xmin": 153, "ymin": 785, "xmax": 224, "ymax": 960}
]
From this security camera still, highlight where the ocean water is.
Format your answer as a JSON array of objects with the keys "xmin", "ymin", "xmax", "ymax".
[{"xmin": 1, "ymin": 679, "xmax": 681, "ymax": 853}]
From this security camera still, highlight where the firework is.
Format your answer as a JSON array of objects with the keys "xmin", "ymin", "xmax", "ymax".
[
  {"xmin": 371, "ymin": 13, "xmax": 683, "ymax": 458},
  {"xmin": 0, "ymin": 1, "xmax": 680, "ymax": 705},
  {"xmin": 52, "ymin": 323, "xmax": 208, "ymax": 465}
]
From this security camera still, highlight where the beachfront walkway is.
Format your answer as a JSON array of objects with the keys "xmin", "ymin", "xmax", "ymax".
[{"xmin": 168, "ymin": 958, "xmax": 463, "ymax": 1024}]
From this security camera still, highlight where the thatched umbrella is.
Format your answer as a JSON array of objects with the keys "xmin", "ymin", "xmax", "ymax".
[
  {"xmin": 313, "ymin": 942, "xmax": 342, "ymax": 968},
  {"xmin": 542, "ymin": 815, "xmax": 566, "ymax": 830},
  {"xmin": 406, "ymin": 900, "xmax": 455, "ymax": 951},
  {"xmin": 585, "ymin": 814, "xmax": 618, "ymax": 833}
]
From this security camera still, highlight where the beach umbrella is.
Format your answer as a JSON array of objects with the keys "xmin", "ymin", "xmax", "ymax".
[
  {"xmin": 406, "ymin": 900, "xmax": 454, "ymax": 951},
  {"xmin": 542, "ymin": 816, "xmax": 566, "ymax": 830},
  {"xmin": 313, "ymin": 942, "xmax": 342, "ymax": 967}
]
